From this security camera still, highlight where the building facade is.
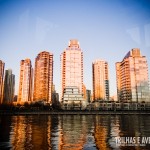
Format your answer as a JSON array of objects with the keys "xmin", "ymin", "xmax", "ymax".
[
  {"xmin": 116, "ymin": 48, "xmax": 150, "ymax": 102},
  {"xmin": 62, "ymin": 86, "xmax": 85, "ymax": 110},
  {"xmin": 18, "ymin": 59, "xmax": 33, "ymax": 103},
  {"xmin": 86, "ymin": 89, "xmax": 91, "ymax": 103},
  {"xmin": 0, "ymin": 60, "xmax": 5, "ymax": 104},
  {"xmin": 92, "ymin": 60, "xmax": 109, "ymax": 100},
  {"xmin": 52, "ymin": 84, "xmax": 59, "ymax": 106},
  {"xmin": 33, "ymin": 51, "xmax": 53, "ymax": 103},
  {"xmin": 61, "ymin": 39, "xmax": 84, "ymax": 100},
  {"xmin": 3, "ymin": 69, "xmax": 15, "ymax": 103}
]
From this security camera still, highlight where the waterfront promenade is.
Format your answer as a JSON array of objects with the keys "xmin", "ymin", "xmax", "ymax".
[{"xmin": 0, "ymin": 110, "xmax": 150, "ymax": 115}]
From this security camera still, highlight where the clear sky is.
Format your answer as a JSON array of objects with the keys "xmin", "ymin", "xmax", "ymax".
[{"xmin": 0, "ymin": 0, "xmax": 150, "ymax": 97}]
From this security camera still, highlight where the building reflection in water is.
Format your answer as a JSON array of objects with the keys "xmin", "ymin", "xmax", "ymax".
[
  {"xmin": 10, "ymin": 116, "xmax": 32, "ymax": 149},
  {"xmin": 7, "ymin": 115, "xmax": 96, "ymax": 150},
  {"xmin": 108, "ymin": 115, "xmax": 121, "ymax": 150},
  {"xmin": 93, "ymin": 115, "xmax": 110, "ymax": 149},
  {"xmin": 93, "ymin": 115, "xmax": 150, "ymax": 150},
  {"xmin": 59, "ymin": 115, "xmax": 95, "ymax": 150},
  {"xmin": 0, "ymin": 115, "xmax": 150, "ymax": 150},
  {"xmin": 9, "ymin": 115, "xmax": 52, "ymax": 150}
]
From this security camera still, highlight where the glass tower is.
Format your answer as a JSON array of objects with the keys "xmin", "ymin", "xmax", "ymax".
[
  {"xmin": 33, "ymin": 51, "xmax": 53, "ymax": 103},
  {"xmin": 3, "ymin": 69, "xmax": 15, "ymax": 103}
]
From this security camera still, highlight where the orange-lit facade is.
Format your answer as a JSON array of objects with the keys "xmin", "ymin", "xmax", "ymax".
[
  {"xmin": 61, "ymin": 40, "xmax": 84, "ymax": 100},
  {"xmin": 116, "ymin": 48, "xmax": 150, "ymax": 102},
  {"xmin": 0, "ymin": 60, "xmax": 5, "ymax": 104},
  {"xmin": 83, "ymin": 84, "xmax": 86, "ymax": 99},
  {"xmin": 18, "ymin": 59, "xmax": 33, "ymax": 103},
  {"xmin": 92, "ymin": 60, "xmax": 109, "ymax": 100},
  {"xmin": 33, "ymin": 51, "xmax": 53, "ymax": 103}
]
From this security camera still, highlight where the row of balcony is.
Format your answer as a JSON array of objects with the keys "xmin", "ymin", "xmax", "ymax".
[{"xmin": 87, "ymin": 102, "xmax": 150, "ymax": 111}]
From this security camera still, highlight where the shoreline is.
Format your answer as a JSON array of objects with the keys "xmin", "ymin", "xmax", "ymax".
[{"xmin": 0, "ymin": 110, "xmax": 150, "ymax": 115}]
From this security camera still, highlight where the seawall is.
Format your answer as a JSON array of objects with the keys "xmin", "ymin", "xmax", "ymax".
[{"xmin": 0, "ymin": 111, "xmax": 150, "ymax": 115}]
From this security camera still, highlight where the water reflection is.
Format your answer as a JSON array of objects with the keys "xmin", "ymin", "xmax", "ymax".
[
  {"xmin": 0, "ymin": 115, "xmax": 150, "ymax": 150},
  {"xmin": 59, "ymin": 115, "xmax": 95, "ymax": 150}
]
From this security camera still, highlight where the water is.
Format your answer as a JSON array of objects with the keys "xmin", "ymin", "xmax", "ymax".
[{"xmin": 0, "ymin": 115, "xmax": 150, "ymax": 150}]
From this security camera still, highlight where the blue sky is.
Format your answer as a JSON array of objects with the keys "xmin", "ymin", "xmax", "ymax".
[{"xmin": 0, "ymin": 0, "xmax": 150, "ymax": 97}]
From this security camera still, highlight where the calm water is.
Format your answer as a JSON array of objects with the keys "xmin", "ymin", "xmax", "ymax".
[{"xmin": 0, "ymin": 115, "xmax": 150, "ymax": 150}]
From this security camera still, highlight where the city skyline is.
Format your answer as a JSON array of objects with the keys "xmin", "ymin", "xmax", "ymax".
[
  {"xmin": 0, "ymin": 0, "xmax": 150, "ymax": 97},
  {"xmin": 1, "ymin": 45, "xmax": 150, "ymax": 102}
]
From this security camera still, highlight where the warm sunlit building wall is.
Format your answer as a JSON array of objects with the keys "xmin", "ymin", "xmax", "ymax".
[
  {"xmin": 33, "ymin": 51, "xmax": 53, "ymax": 103},
  {"xmin": 61, "ymin": 39, "xmax": 84, "ymax": 100},
  {"xmin": 0, "ymin": 60, "xmax": 5, "ymax": 104},
  {"xmin": 3, "ymin": 69, "xmax": 15, "ymax": 103},
  {"xmin": 92, "ymin": 60, "xmax": 109, "ymax": 100},
  {"xmin": 17, "ymin": 59, "xmax": 33, "ymax": 103},
  {"xmin": 116, "ymin": 48, "xmax": 150, "ymax": 102},
  {"xmin": 83, "ymin": 84, "xmax": 86, "ymax": 100}
]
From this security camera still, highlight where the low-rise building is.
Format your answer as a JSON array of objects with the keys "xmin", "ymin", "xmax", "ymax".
[{"xmin": 61, "ymin": 86, "xmax": 86, "ymax": 110}]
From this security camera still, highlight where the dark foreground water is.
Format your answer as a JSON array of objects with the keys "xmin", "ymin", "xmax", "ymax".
[{"xmin": 0, "ymin": 115, "xmax": 150, "ymax": 150}]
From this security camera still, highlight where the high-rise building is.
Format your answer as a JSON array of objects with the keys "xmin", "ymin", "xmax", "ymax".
[
  {"xmin": 3, "ymin": 69, "xmax": 15, "ymax": 103},
  {"xmin": 33, "ymin": 51, "xmax": 53, "ymax": 103},
  {"xmin": 52, "ymin": 84, "xmax": 59, "ymax": 106},
  {"xmin": 83, "ymin": 84, "xmax": 86, "ymax": 100},
  {"xmin": 18, "ymin": 59, "xmax": 33, "ymax": 103},
  {"xmin": 116, "ymin": 48, "xmax": 150, "ymax": 102},
  {"xmin": 0, "ymin": 60, "xmax": 5, "ymax": 104},
  {"xmin": 92, "ymin": 60, "xmax": 109, "ymax": 100},
  {"xmin": 86, "ymin": 89, "xmax": 91, "ymax": 103},
  {"xmin": 61, "ymin": 39, "xmax": 84, "ymax": 100}
]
